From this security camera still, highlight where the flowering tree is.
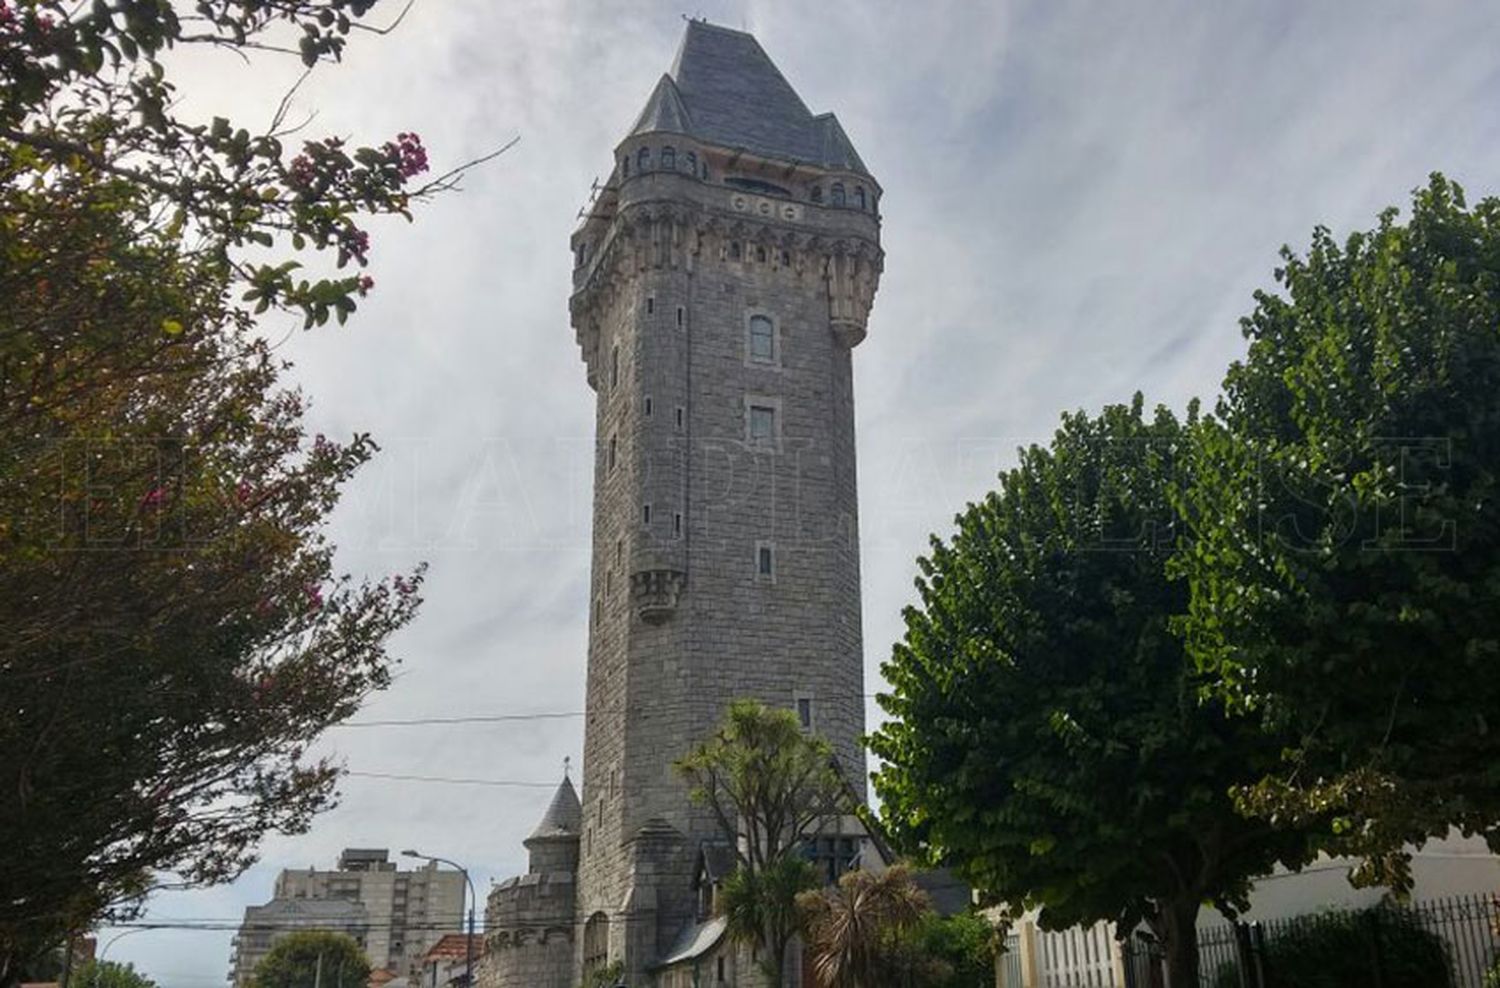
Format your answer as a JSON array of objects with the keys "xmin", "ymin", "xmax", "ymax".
[{"xmin": 0, "ymin": 1, "xmax": 499, "ymax": 980}]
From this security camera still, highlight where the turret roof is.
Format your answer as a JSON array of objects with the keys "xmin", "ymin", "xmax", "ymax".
[
  {"xmin": 627, "ymin": 19, "xmax": 870, "ymax": 176},
  {"xmin": 524, "ymin": 774, "xmax": 581, "ymax": 844}
]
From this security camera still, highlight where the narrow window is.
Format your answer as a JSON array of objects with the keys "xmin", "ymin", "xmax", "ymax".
[
  {"xmin": 730, "ymin": 241, "xmax": 742, "ymax": 260},
  {"xmin": 717, "ymin": 957, "xmax": 725, "ymax": 982},
  {"xmin": 832, "ymin": 182, "xmax": 846, "ymax": 207},
  {"xmin": 780, "ymin": 250, "xmax": 791, "ymax": 266},
  {"xmin": 748, "ymin": 315, "xmax": 775, "ymax": 362},
  {"xmin": 755, "ymin": 245, "xmax": 767, "ymax": 263},
  {"xmin": 685, "ymin": 150, "xmax": 697, "ymax": 175},
  {"xmin": 644, "ymin": 396, "xmax": 653, "ymax": 417},
  {"xmin": 797, "ymin": 697, "xmax": 813, "ymax": 730},
  {"xmin": 592, "ymin": 597, "xmax": 600, "ymax": 628},
  {"xmin": 675, "ymin": 407, "xmax": 685, "ymax": 430},
  {"xmin": 605, "ymin": 569, "xmax": 613, "ymax": 596},
  {"xmin": 749, "ymin": 404, "xmax": 775, "ymax": 442},
  {"xmin": 642, "ymin": 503, "xmax": 652, "ymax": 525},
  {"xmin": 673, "ymin": 512, "xmax": 682, "ymax": 538},
  {"xmin": 622, "ymin": 156, "xmax": 630, "ymax": 178},
  {"xmin": 615, "ymin": 539, "xmax": 623, "ymax": 566},
  {"xmin": 662, "ymin": 145, "xmax": 676, "ymax": 170},
  {"xmin": 637, "ymin": 146, "xmax": 650, "ymax": 171},
  {"xmin": 607, "ymin": 435, "xmax": 617, "ymax": 472},
  {"xmin": 646, "ymin": 296, "xmax": 655, "ymax": 315},
  {"xmin": 610, "ymin": 345, "xmax": 620, "ymax": 389},
  {"xmin": 810, "ymin": 185, "xmax": 823, "ymax": 203},
  {"xmin": 757, "ymin": 543, "xmax": 774, "ymax": 576},
  {"xmin": 855, "ymin": 185, "xmax": 867, "ymax": 210},
  {"xmin": 676, "ymin": 305, "xmax": 685, "ymax": 328}
]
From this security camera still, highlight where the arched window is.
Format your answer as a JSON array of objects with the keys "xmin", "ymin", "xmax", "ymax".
[
  {"xmin": 685, "ymin": 151, "xmax": 697, "ymax": 175},
  {"xmin": 832, "ymin": 183, "xmax": 846, "ymax": 207},
  {"xmin": 855, "ymin": 185, "xmax": 866, "ymax": 210},
  {"xmin": 662, "ymin": 145, "xmax": 676, "ymax": 170},
  {"xmin": 583, "ymin": 912, "xmax": 609, "ymax": 974},
  {"xmin": 810, "ymin": 185, "xmax": 823, "ymax": 203},
  {"xmin": 748, "ymin": 314, "xmax": 775, "ymax": 362},
  {"xmin": 755, "ymin": 245, "xmax": 767, "ymax": 263},
  {"xmin": 730, "ymin": 241, "xmax": 742, "ymax": 260},
  {"xmin": 637, "ymin": 146, "xmax": 650, "ymax": 172}
]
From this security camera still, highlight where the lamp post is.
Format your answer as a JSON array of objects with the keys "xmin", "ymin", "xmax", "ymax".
[{"xmin": 400, "ymin": 849, "xmax": 475, "ymax": 988}]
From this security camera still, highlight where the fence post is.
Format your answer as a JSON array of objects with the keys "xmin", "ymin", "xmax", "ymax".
[
  {"xmin": 1111, "ymin": 934, "xmax": 1128, "ymax": 988},
  {"xmin": 1017, "ymin": 919, "xmax": 1041, "ymax": 988},
  {"xmin": 1248, "ymin": 923, "xmax": 1267, "ymax": 988}
]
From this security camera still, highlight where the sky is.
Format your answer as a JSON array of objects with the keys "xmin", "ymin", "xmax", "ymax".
[{"xmin": 100, "ymin": 1, "xmax": 1500, "ymax": 984}]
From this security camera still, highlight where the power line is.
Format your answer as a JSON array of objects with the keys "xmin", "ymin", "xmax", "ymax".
[
  {"xmin": 343, "ymin": 770, "xmax": 557, "ymax": 788},
  {"xmin": 333, "ymin": 694, "xmax": 885, "ymax": 729}
]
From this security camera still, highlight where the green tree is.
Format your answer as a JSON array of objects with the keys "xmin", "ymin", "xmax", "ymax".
[
  {"xmin": 675, "ymin": 699, "xmax": 848, "ymax": 988},
  {"xmin": 252, "ymin": 932, "xmax": 371, "ymax": 988},
  {"xmin": 0, "ymin": 0, "xmax": 493, "ymax": 978},
  {"xmin": 70, "ymin": 960, "xmax": 158, "ymax": 988},
  {"xmin": 905, "ymin": 911, "xmax": 996, "ymax": 988},
  {"xmin": 1176, "ymin": 174, "xmax": 1500, "ymax": 888},
  {"xmin": 797, "ymin": 864, "xmax": 935, "ymax": 988},
  {"xmin": 871, "ymin": 399, "xmax": 1320, "ymax": 986}
]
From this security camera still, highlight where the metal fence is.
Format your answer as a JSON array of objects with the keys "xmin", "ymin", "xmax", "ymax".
[{"xmin": 1121, "ymin": 894, "xmax": 1500, "ymax": 988}]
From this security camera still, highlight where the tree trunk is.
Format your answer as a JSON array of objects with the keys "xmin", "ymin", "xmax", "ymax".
[{"xmin": 1159, "ymin": 897, "xmax": 1201, "ymax": 988}]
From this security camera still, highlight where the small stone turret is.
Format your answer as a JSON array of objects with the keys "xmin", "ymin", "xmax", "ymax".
[{"xmin": 478, "ymin": 776, "xmax": 580, "ymax": 988}]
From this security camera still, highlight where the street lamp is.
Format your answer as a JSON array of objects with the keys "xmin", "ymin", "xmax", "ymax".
[{"xmin": 401, "ymin": 849, "xmax": 476, "ymax": 988}]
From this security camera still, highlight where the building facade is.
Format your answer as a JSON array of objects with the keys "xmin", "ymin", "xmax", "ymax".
[
  {"xmin": 229, "ymin": 849, "xmax": 465, "ymax": 986},
  {"xmin": 484, "ymin": 18, "xmax": 882, "ymax": 988}
]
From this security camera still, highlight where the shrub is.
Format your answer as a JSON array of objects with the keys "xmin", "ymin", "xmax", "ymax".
[{"xmin": 1210, "ymin": 908, "xmax": 1451, "ymax": 988}]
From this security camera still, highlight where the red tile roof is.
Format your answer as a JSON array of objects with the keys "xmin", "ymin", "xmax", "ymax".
[{"xmin": 421, "ymin": 935, "xmax": 482, "ymax": 963}]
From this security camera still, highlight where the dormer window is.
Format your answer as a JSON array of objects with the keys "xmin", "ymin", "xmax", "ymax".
[
  {"xmin": 662, "ymin": 146, "xmax": 676, "ymax": 170},
  {"xmin": 832, "ymin": 182, "xmax": 846, "ymax": 207},
  {"xmin": 637, "ymin": 146, "xmax": 651, "ymax": 172},
  {"xmin": 855, "ymin": 185, "xmax": 866, "ymax": 210}
]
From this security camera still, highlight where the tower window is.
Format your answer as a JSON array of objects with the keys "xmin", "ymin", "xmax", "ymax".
[
  {"xmin": 832, "ymin": 183, "xmax": 846, "ymax": 207},
  {"xmin": 730, "ymin": 241, "xmax": 742, "ymax": 260},
  {"xmin": 748, "ymin": 314, "xmax": 775, "ymax": 362},
  {"xmin": 855, "ymin": 185, "xmax": 867, "ymax": 210},
  {"xmin": 748, "ymin": 404, "xmax": 776, "ymax": 443},
  {"xmin": 756, "ymin": 542, "xmax": 775, "ymax": 579},
  {"xmin": 646, "ymin": 296, "xmax": 654, "ymax": 315},
  {"xmin": 615, "ymin": 539, "xmax": 623, "ymax": 566},
  {"xmin": 607, "ymin": 435, "xmax": 617, "ymax": 472},
  {"xmin": 621, "ymin": 156, "xmax": 630, "ymax": 178},
  {"xmin": 610, "ymin": 345, "xmax": 620, "ymax": 389},
  {"xmin": 755, "ymin": 245, "xmax": 767, "ymax": 263},
  {"xmin": 717, "ymin": 956, "xmax": 725, "ymax": 982},
  {"xmin": 810, "ymin": 185, "xmax": 823, "ymax": 203},
  {"xmin": 780, "ymin": 250, "xmax": 791, "ymax": 266},
  {"xmin": 676, "ymin": 305, "xmax": 685, "ymax": 328},
  {"xmin": 673, "ymin": 512, "xmax": 682, "ymax": 538},
  {"xmin": 685, "ymin": 150, "xmax": 697, "ymax": 175},
  {"xmin": 637, "ymin": 146, "xmax": 650, "ymax": 171},
  {"xmin": 644, "ymin": 396, "xmax": 653, "ymax": 417},
  {"xmin": 797, "ymin": 696, "xmax": 813, "ymax": 730},
  {"xmin": 662, "ymin": 145, "xmax": 675, "ymax": 170},
  {"xmin": 675, "ymin": 407, "xmax": 685, "ymax": 430},
  {"xmin": 642, "ymin": 503, "xmax": 652, "ymax": 525}
]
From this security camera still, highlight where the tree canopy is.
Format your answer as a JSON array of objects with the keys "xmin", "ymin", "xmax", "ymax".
[
  {"xmin": 871, "ymin": 399, "xmax": 1320, "ymax": 985},
  {"xmin": 1176, "ymin": 174, "xmax": 1500, "ymax": 887},
  {"xmin": 70, "ymin": 959, "xmax": 159, "ymax": 988},
  {"xmin": 676, "ymin": 699, "xmax": 849, "ymax": 988},
  {"xmin": 252, "ymin": 931, "xmax": 371, "ymax": 988}
]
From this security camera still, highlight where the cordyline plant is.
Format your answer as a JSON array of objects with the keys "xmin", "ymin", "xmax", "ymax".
[{"xmin": 0, "ymin": 1, "xmax": 505, "ymax": 981}]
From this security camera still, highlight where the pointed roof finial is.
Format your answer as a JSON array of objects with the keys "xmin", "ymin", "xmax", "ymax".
[{"xmin": 563, "ymin": 755, "xmax": 571, "ymax": 780}]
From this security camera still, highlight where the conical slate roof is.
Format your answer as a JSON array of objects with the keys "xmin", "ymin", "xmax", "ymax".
[
  {"xmin": 524, "ymin": 774, "xmax": 581, "ymax": 844},
  {"xmin": 627, "ymin": 19, "xmax": 870, "ymax": 175}
]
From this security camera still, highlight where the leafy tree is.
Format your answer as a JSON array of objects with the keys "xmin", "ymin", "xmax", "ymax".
[
  {"xmin": 1176, "ymin": 174, "xmax": 1500, "ymax": 887},
  {"xmin": 70, "ymin": 959, "xmax": 159, "ymax": 988},
  {"xmin": 252, "ymin": 932, "xmax": 371, "ymax": 988},
  {"xmin": 577, "ymin": 960, "xmax": 623, "ymax": 988},
  {"xmin": 0, "ymin": 0, "xmax": 496, "ymax": 978},
  {"xmin": 676, "ymin": 699, "xmax": 849, "ymax": 988},
  {"xmin": 797, "ymin": 864, "xmax": 935, "ymax": 988},
  {"xmin": 871, "ymin": 399, "xmax": 1321, "ymax": 986},
  {"xmin": 905, "ymin": 911, "xmax": 996, "ymax": 988}
]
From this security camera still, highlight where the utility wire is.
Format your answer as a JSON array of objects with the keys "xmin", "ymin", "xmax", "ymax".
[{"xmin": 333, "ymin": 693, "xmax": 885, "ymax": 729}]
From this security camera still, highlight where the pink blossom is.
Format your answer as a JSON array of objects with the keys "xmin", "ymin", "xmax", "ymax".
[
  {"xmin": 357, "ymin": 275, "xmax": 374, "ymax": 296},
  {"xmin": 139, "ymin": 486, "xmax": 165, "ymax": 510}
]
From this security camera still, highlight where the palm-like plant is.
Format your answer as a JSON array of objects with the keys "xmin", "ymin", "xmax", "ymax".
[
  {"xmin": 798, "ymin": 865, "xmax": 935, "ymax": 988},
  {"xmin": 719, "ymin": 857, "xmax": 821, "ymax": 983}
]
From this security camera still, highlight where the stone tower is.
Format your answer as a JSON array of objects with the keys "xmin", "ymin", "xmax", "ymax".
[{"xmin": 485, "ymin": 21, "xmax": 882, "ymax": 988}]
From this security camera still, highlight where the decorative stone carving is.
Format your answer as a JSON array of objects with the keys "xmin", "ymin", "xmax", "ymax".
[{"xmin": 630, "ymin": 568, "xmax": 686, "ymax": 624}]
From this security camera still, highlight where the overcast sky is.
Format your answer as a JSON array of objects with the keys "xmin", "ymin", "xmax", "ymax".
[{"xmin": 104, "ymin": 1, "xmax": 1500, "ymax": 984}]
